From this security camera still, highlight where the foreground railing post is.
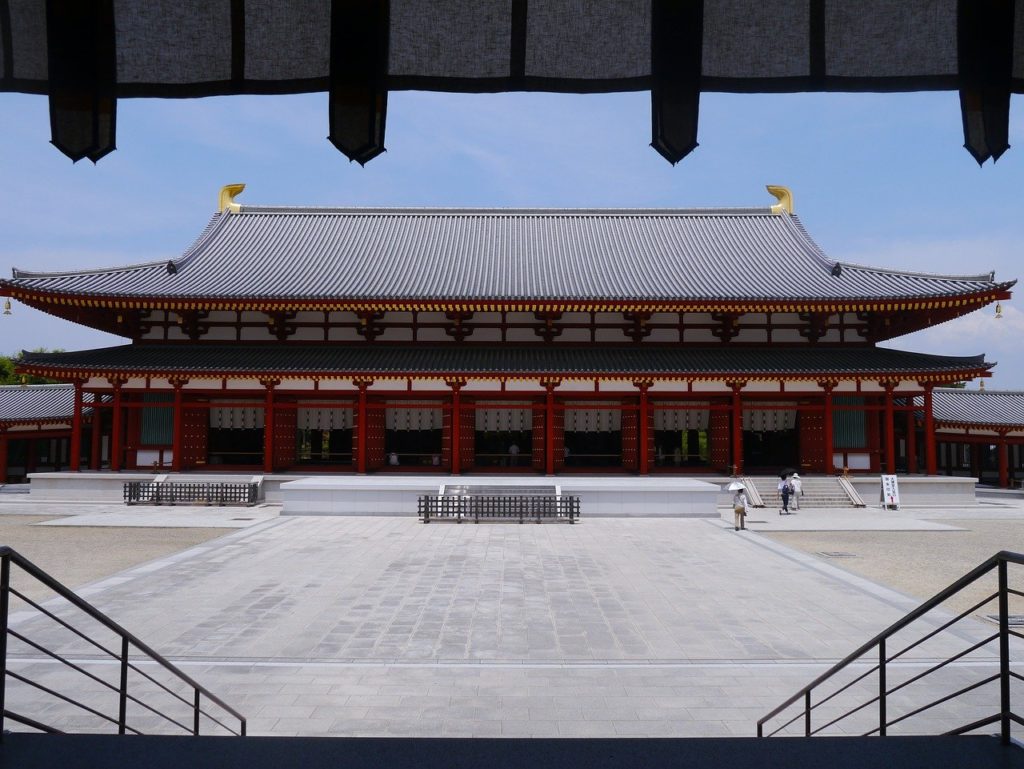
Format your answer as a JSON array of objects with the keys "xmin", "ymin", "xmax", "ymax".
[
  {"xmin": 194, "ymin": 689, "xmax": 201, "ymax": 735},
  {"xmin": 0, "ymin": 555, "xmax": 10, "ymax": 737},
  {"xmin": 999, "ymin": 558, "xmax": 1010, "ymax": 745},
  {"xmin": 804, "ymin": 690, "xmax": 811, "ymax": 736},
  {"xmin": 879, "ymin": 639, "xmax": 887, "ymax": 736},
  {"xmin": 118, "ymin": 637, "xmax": 129, "ymax": 734}
]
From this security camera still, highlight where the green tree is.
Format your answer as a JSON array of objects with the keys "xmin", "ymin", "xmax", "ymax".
[
  {"xmin": 0, "ymin": 349, "xmax": 65, "ymax": 385},
  {"xmin": 0, "ymin": 355, "xmax": 14, "ymax": 385}
]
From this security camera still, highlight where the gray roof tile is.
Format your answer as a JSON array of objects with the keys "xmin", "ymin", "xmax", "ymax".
[
  {"xmin": 5, "ymin": 206, "xmax": 1010, "ymax": 304},
  {"xmin": 0, "ymin": 384, "xmax": 77, "ymax": 424},
  {"xmin": 929, "ymin": 388, "xmax": 1024, "ymax": 428}
]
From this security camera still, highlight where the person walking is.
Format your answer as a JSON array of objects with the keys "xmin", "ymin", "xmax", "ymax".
[
  {"xmin": 777, "ymin": 476, "xmax": 791, "ymax": 515},
  {"xmin": 789, "ymin": 473, "xmax": 802, "ymax": 511},
  {"xmin": 732, "ymin": 486, "xmax": 749, "ymax": 531}
]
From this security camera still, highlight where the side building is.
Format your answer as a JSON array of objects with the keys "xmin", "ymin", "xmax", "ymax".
[
  {"xmin": 0, "ymin": 384, "xmax": 95, "ymax": 483},
  {"xmin": 0, "ymin": 186, "xmax": 1015, "ymax": 481},
  {"xmin": 925, "ymin": 388, "xmax": 1024, "ymax": 488}
]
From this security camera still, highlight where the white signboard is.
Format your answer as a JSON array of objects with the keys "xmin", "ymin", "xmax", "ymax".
[{"xmin": 880, "ymin": 475, "xmax": 901, "ymax": 510}]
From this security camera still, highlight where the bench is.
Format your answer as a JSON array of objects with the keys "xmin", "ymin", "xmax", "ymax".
[
  {"xmin": 124, "ymin": 478, "xmax": 262, "ymax": 506},
  {"xmin": 418, "ymin": 491, "xmax": 580, "ymax": 524}
]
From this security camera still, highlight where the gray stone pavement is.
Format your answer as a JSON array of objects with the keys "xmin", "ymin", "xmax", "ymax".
[{"xmin": 2, "ymin": 498, "xmax": 1022, "ymax": 739}]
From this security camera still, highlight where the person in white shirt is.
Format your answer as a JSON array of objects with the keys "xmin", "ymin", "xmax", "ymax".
[
  {"xmin": 789, "ymin": 473, "xmax": 802, "ymax": 510},
  {"xmin": 777, "ymin": 477, "xmax": 791, "ymax": 514},
  {"xmin": 732, "ymin": 487, "xmax": 749, "ymax": 531}
]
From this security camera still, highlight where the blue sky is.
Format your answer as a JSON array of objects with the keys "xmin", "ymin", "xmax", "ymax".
[{"xmin": 1, "ymin": 88, "xmax": 1021, "ymax": 385}]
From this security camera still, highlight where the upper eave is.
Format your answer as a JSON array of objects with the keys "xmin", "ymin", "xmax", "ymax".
[{"xmin": 1, "ymin": 204, "xmax": 1014, "ymax": 313}]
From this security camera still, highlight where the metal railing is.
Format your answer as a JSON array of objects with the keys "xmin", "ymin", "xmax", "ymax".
[
  {"xmin": 124, "ymin": 481, "xmax": 260, "ymax": 506},
  {"xmin": 0, "ymin": 545, "xmax": 246, "ymax": 737},
  {"xmin": 758, "ymin": 550, "xmax": 1024, "ymax": 743},
  {"xmin": 418, "ymin": 495, "xmax": 580, "ymax": 524}
]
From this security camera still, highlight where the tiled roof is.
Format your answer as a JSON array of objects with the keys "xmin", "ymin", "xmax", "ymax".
[
  {"xmin": 0, "ymin": 384, "xmax": 77, "ymax": 424},
  {"xmin": 5, "ymin": 206, "xmax": 1010, "ymax": 304},
  {"xmin": 929, "ymin": 388, "xmax": 1024, "ymax": 429},
  {"xmin": 18, "ymin": 345, "xmax": 990, "ymax": 379}
]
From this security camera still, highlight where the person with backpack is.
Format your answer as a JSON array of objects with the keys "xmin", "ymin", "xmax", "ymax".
[
  {"xmin": 778, "ymin": 476, "xmax": 791, "ymax": 515},
  {"xmin": 789, "ymin": 473, "xmax": 803, "ymax": 511}
]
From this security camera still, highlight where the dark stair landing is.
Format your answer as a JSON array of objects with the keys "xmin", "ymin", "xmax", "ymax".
[{"xmin": 2, "ymin": 734, "xmax": 1023, "ymax": 769}]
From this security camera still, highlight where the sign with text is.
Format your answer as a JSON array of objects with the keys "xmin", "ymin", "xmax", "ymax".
[{"xmin": 880, "ymin": 474, "xmax": 901, "ymax": 509}]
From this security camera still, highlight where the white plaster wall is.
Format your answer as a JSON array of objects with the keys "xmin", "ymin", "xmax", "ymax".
[
  {"xmin": 732, "ymin": 328, "xmax": 768, "ymax": 343},
  {"xmin": 290, "ymin": 327, "xmax": 324, "ymax": 341},
  {"xmin": 239, "ymin": 327, "xmax": 275, "ymax": 341},
  {"xmin": 558, "ymin": 328, "xmax": 591, "ymax": 342},
  {"xmin": 327, "ymin": 327, "xmax": 362, "ymax": 341},
  {"xmin": 376, "ymin": 327, "xmax": 414, "ymax": 342},
  {"xmin": 645, "ymin": 329, "xmax": 678, "ymax": 343},
  {"xmin": 684, "ymin": 329, "xmax": 716, "ymax": 343},
  {"xmin": 469, "ymin": 328, "xmax": 502, "ymax": 342},
  {"xmin": 595, "ymin": 328, "xmax": 629, "ymax": 343}
]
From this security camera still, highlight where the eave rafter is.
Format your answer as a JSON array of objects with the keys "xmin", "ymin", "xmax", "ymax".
[
  {"xmin": 13, "ymin": 362, "xmax": 993, "ymax": 389},
  {"xmin": 0, "ymin": 284, "xmax": 1013, "ymax": 325}
]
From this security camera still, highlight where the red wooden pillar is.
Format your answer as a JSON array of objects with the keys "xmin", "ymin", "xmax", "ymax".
[
  {"xmin": 171, "ymin": 379, "xmax": 185, "ymax": 472},
  {"xmin": 544, "ymin": 381, "xmax": 558, "ymax": 476},
  {"xmin": 637, "ymin": 381, "xmax": 651, "ymax": 475},
  {"xmin": 449, "ymin": 382, "xmax": 462, "ymax": 475},
  {"xmin": 729, "ymin": 382, "xmax": 744, "ymax": 476},
  {"xmin": 0, "ymin": 429, "xmax": 8, "ymax": 483},
  {"xmin": 110, "ymin": 379, "xmax": 124, "ymax": 471},
  {"xmin": 70, "ymin": 380, "xmax": 83, "ymax": 471},
  {"xmin": 820, "ymin": 382, "xmax": 834, "ymax": 474},
  {"xmin": 883, "ymin": 383, "xmax": 896, "ymax": 474},
  {"xmin": 906, "ymin": 407, "xmax": 917, "ymax": 475},
  {"xmin": 89, "ymin": 395, "xmax": 102, "ymax": 470},
  {"xmin": 356, "ymin": 381, "xmax": 369, "ymax": 474},
  {"xmin": 998, "ymin": 432, "xmax": 1009, "ymax": 488},
  {"xmin": 923, "ymin": 384, "xmax": 937, "ymax": 476},
  {"xmin": 261, "ymin": 379, "xmax": 277, "ymax": 474}
]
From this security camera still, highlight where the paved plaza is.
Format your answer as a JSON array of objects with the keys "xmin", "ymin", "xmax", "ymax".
[{"xmin": 0, "ymin": 494, "xmax": 1022, "ymax": 739}]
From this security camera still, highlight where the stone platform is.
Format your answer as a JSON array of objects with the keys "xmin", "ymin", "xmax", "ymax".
[{"xmin": 280, "ymin": 475, "xmax": 721, "ymax": 517}]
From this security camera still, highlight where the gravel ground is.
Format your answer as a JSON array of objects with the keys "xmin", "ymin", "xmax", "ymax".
[
  {"xmin": 0, "ymin": 514, "xmax": 228, "ymax": 603},
  {"xmin": 764, "ymin": 519, "xmax": 1024, "ymax": 615}
]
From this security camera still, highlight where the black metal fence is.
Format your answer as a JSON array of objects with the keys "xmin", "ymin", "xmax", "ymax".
[
  {"xmin": 124, "ymin": 482, "xmax": 260, "ymax": 506},
  {"xmin": 0, "ymin": 545, "xmax": 246, "ymax": 737},
  {"xmin": 418, "ymin": 495, "xmax": 580, "ymax": 523}
]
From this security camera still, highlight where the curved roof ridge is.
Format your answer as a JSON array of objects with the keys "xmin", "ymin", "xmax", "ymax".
[
  {"xmin": 12, "ymin": 256, "xmax": 169, "ymax": 280},
  {"xmin": 10, "ymin": 212, "xmax": 228, "ymax": 280},
  {"xmin": 837, "ymin": 258, "xmax": 1001, "ymax": 284},
  {"xmin": 236, "ymin": 204, "xmax": 776, "ymax": 217},
  {"xmin": 0, "ymin": 382, "xmax": 73, "ymax": 391},
  {"xmin": 934, "ymin": 387, "xmax": 1024, "ymax": 395},
  {"xmin": 779, "ymin": 213, "xmax": 840, "ymax": 276},
  {"xmin": 166, "ymin": 211, "xmax": 228, "ymax": 273}
]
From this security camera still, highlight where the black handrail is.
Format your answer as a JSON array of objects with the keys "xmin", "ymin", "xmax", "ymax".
[
  {"xmin": 0, "ymin": 545, "xmax": 246, "ymax": 737},
  {"xmin": 757, "ymin": 550, "xmax": 1024, "ymax": 742}
]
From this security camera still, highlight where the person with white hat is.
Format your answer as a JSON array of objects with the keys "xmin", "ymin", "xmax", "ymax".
[
  {"xmin": 731, "ymin": 484, "xmax": 749, "ymax": 531},
  {"xmin": 789, "ymin": 473, "xmax": 802, "ymax": 511}
]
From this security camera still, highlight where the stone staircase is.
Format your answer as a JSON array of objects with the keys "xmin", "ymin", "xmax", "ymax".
[{"xmin": 743, "ymin": 475, "xmax": 861, "ymax": 509}]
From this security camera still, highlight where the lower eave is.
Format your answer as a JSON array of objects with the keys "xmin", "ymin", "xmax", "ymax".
[
  {"xmin": 15, "ymin": 344, "xmax": 992, "ymax": 383},
  {"xmin": 933, "ymin": 420, "xmax": 1024, "ymax": 433},
  {"xmin": 2, "ymin": 285, "xmax": 1013, "ymax": 317}
]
